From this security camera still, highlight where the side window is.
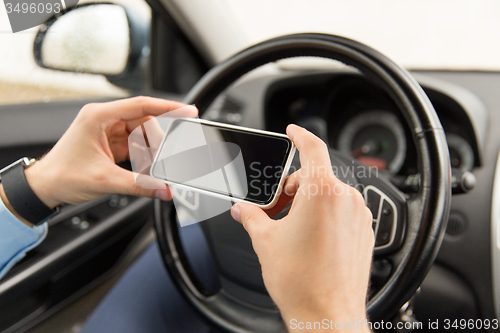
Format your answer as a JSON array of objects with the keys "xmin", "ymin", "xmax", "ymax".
[
  {"xmin": 0, "ymin": 0, "xmax": 151, "ymax": 106},
  {"xmin": 149, "ymin": 9, "xmax": 209, "ymax": 94}
]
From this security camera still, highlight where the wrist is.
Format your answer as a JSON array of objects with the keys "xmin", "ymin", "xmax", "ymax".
[
  {"xmin": 0, "ymin": 184, "xmax": 33, "ymax": 227},
  {"xmin": 24, "ymin": 160, "xmax": 61, "ymax": 209},
  {"xmin": 283, "ymin": 307, "xmax": 370, "ymax": 332}
]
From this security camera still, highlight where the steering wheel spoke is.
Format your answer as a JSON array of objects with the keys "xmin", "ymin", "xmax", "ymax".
[
  {"xmin": 331, "ymin": 150, "xmax": 408, "ymax": 255},
  {"xmin": 364, "ymin": 185, "xmax": 406, "ymax": 254}
]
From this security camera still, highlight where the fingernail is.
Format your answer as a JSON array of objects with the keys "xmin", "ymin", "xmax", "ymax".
[{"xmin": 231, "ymin": 204, "xmax": 241, "ymax": 223}]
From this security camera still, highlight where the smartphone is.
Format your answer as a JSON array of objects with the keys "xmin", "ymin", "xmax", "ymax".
[{"xmin": 150, "ymin": 118, "xmax": 296, "ymax": 208}]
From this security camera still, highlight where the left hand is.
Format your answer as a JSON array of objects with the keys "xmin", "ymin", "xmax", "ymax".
[{"xmin": 24, "ymin": 96, "xmax": 197, "ymax": 209}]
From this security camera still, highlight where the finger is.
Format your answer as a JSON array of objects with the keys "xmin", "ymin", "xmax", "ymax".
[
  {"xmin": 134, "ymin": 173, "xmax": 170, "ymax": 190},
  {"xmin": 109, "ymin": 167, "xmax": 172, "ymax": 200},
  {"xmin": 263, "ymin": 171, "xmax": 300, "ymax": 217},
  {"xmin": 160, "ymin": 105, "xmax": 199, "ymax": 119},
  {"xmin": 286, "ymin": 124, "xmax": 332, "ymax": 172},
  {"xmin": 128, "ymin": 107, "xmax": 197, "ymax": 156},
  {"xmin": 94, "ymin": 96, "xmax": 197, "ymax": 121},
  {"xmin": 231, "ymin": 202, "xmax": 272, "ymax": 237},
  {"xmin": 125, "ymin": 115, "xmax": 154, "ymax": 133},
  {"xmin": 124, "ymin": 107, "xmax": 197, "ymax": 135},
  {"xmin": 140, "ymin": 116, "xmax": 167, "ymax": 151}
]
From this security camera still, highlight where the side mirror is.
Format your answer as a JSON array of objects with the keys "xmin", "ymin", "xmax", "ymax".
[{"xmin": 34, "ymin": 3, "xmax": 148, "ymax": 88}]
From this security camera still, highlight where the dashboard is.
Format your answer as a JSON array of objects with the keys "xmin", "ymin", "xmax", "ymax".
[
  {"xmin": 264, "ymin": 73, "xmax": 483, "ymax": 178},
  {"xmin": 206, "ymin": 70, "xmax": 487, "ymax": 195}
]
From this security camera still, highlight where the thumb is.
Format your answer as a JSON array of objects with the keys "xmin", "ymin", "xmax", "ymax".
[{"xmin": 231, "ymin": 202, "xmax": 272, "ymax": 237}]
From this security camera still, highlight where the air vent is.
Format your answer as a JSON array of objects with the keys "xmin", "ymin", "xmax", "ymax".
[{"xmin": 446, "ymin": 210, "xmax": 468, "ymax": 236}]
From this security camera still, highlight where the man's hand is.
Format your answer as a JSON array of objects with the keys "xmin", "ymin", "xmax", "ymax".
[
  {"xmin": 231, "ymin": 124, "xmax": 374, "ymax": 331},
  {"xmin": 23, "ymin": 96, "xmax": 197, "ymax": 209}
]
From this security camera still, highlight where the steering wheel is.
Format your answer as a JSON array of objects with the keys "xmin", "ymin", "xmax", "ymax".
[{"xmin": 154, "ymin": 33, "xmax": 451, "ymax": 332}]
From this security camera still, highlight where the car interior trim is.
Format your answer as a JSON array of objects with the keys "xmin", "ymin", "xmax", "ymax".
[
  {"xmin": 413, "ymin": 72, "xmax": 488, "ymax": 166},
  {"xmin": 0, "ymin": 197, "xmax": 152, "ymax": 294},
  {"xmin": 490, "ymin": 149, "xmax": 500, "ymax": 320}
]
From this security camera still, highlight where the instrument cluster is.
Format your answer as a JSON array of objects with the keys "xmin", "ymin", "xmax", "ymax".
[{"xmin": 265, "ymin": 73, "xmax": 479, "ymax": 187}]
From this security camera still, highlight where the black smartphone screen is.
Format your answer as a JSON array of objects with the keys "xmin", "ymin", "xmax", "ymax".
[{"xmin": 151, "ymin": 119, "xmax": 293, "ymax": 205}]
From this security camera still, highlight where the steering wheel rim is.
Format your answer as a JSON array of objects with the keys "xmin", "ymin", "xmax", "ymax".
[{"xmin": 155, "ymin": 33, "xmax": 451, "ymax": 332}]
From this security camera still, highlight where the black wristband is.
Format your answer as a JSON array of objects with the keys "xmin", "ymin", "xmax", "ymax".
[{"xmin": 1, "ymin": 161, "xmax": 57, "ymax": 225}]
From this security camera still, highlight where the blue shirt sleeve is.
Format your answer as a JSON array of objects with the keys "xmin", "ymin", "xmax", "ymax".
[{"xmin": 0, "ymin": 199, "xmax": 48, "ymax": 280}]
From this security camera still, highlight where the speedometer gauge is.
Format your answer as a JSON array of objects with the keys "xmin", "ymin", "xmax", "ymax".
[
  {"xmin": 446, "ymin": 133, "xmax": 474, "ymax": 171},
  {"xmin": 337, "ymin": 111, "xmax": 407, "ymax": 173}
]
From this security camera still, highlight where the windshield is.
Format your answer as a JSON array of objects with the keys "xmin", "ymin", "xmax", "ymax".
[{"xmin": 210, "ymin": 0, "xmax": 500, "ymax": 71}]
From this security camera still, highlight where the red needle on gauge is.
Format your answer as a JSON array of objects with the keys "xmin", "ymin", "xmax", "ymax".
[
  {"xmin": 350, "ymin": 140, "xmax": 387, "ymax": 170},
  {"xmin": 356, "ymin": 156, "xmax": 387, "ymax": 170}
]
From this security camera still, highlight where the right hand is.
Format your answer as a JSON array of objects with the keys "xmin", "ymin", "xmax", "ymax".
[{"xmin": 231, "ymin": 124, "xmax": 374, "ymax": 330}]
